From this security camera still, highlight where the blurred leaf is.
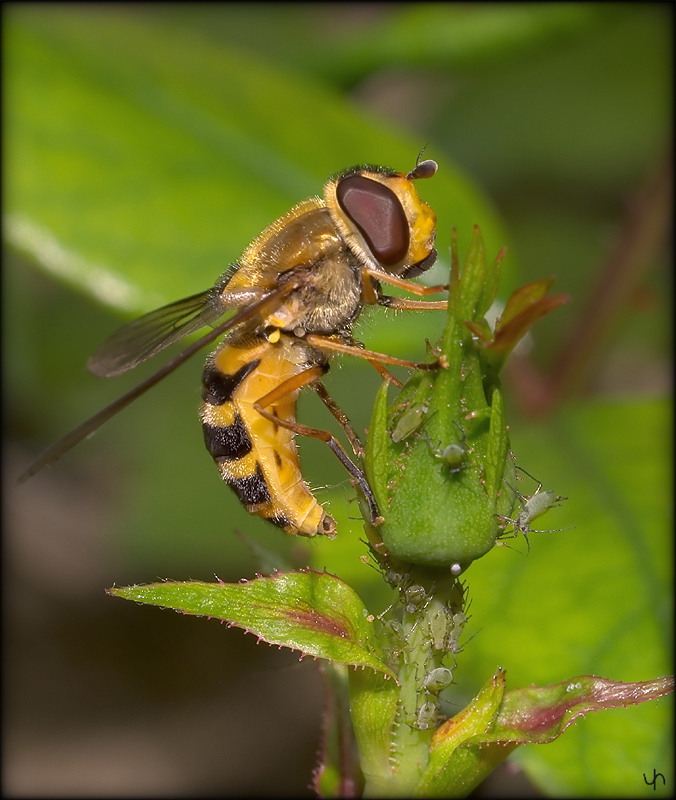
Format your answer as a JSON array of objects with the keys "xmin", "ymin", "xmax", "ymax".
[
  {"xmin": 313, "ymin": 663, "xmax": 363, "ymax": 799},
  {"xmin": 433, "ymin": 6, "xmax": 671, "ymax": 190},
  {"xmin": 4, "ymin": 4, "xmax": 507, "ymax": 317},
  {"xmin": 331, "ymin": 3, "xmax": 610, "ymax": 79},
  {"xmin": 162, "ymin": 4, "xmax": 611, "ymax": 83}
]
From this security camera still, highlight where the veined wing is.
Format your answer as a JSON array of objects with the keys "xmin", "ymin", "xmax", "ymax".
[
  {"xmin": 18, "ymin": 279, "xmax": 301, "ymax": 484},
  {"xmin": 88, "ymin": 289, "xmax": 222, "ymax": 377}
]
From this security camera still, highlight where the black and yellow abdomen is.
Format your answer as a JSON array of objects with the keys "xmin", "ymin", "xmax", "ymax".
[{"xmin": 200, "ymin": 333, "xmax": 336, "ymax": 537}]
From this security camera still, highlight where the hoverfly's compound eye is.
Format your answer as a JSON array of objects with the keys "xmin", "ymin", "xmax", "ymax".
[{"xmin": 336, "ymin": 175, "xmax": 410, "ymax": 266}]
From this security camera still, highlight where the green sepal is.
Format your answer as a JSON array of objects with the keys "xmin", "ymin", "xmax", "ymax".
[
  {"xmin": 456, "ymin": 225, "xmax": 488, "ymax": 322},
  {"xmin": 363, "ymin": 378, "xmax": 394, "ymax": 519}
]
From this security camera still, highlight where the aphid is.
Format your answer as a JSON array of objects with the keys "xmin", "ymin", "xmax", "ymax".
[
  {"xmin": 390, "ymin": 399, "xmax": 429, "ymax": 443},
  {"xmin": 415, "ymin": 698, "xmax": 439, "ymax": 731},
  {"xmin": 377, "ymin": 618, "xmax": 406, "ymax": 664},
  {"xmin": 401, "ymin": 582, "xmax": 429, "ymax": 615},
  {"xmin": 422, "ymin": 419, "xmax": 467, "ymax": 474},
  {"xmin": 427, "ymin": 605, "xmax": 466, "ymax": 658},
  {"xmin": 423, "ymin": 666, "xmax": 454, "ymax": 694},
  {"xmin": 19, "ymin": 159, "xmax": 448, "ymax": 537},
  {"xmin": 498, "ymin": 467, "xmax": 568, "ymax": 550}
]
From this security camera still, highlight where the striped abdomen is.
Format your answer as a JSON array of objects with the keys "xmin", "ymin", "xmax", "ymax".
[{"xmin": 200, "ymin": 333, "xmax": 336, "ymax": 537}]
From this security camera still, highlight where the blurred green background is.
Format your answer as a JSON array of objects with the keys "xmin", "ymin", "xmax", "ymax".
[{"xmin": 4, "ymin": 4, "xmax": 671, "ymax": 797}]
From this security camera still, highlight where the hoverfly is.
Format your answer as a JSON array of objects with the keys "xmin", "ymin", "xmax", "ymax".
[{"xmin": 19, "ymin": 158, "xmax": 448, "ymax": 537}]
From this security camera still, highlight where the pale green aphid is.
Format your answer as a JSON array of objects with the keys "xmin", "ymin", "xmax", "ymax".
[
  {"xmin": 423, "ymin": 666, "xmax": 454, "ymax": 694},
  {"xmin": 427, "ymin": 605, "xmax": 466, "ymax": 655},
  {"xmin": 391, "ymin": 400, "xmax": 429, "ymax": 443},
  {"xmin": 422, "ymin": 419, "xmax": 467, "ymax": 474},
  {"xmin": 402, "ymin": 582, "xmax": 428, "ymax": 614},
  {"xmin": 498, "ymin": 467, "xmax": 568, "ymax": 550},
  {"xmin": 415, "ymin": 698, "xmax": 439, "ymax": 731}
]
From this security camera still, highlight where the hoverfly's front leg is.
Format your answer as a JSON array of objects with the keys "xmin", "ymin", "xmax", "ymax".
[
  {"xmin": 359, "ymin": 267, "xmax": 448, "ymax": 311},
  {"xmin": 369, "ymin": 361, "xmax": 403, "ymax": 388},
  {"xmin": 378, "ymin": 296, "xmax": 448, "ymax": 311},
  {"xmin": 362, "ymin": 267, "xmax": 448, "ymax": 300},
  {"xmin": 252, "ymin": 368, "xmax": 383, "ymax": 526},
  {"xmin": 305, "ymin": 334, "xmax": 448, "ymax": 371}
]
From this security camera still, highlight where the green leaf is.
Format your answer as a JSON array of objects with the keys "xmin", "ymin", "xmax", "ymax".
[
  {"xmin": 415, "ymin": 670, "xmax": 510, "ymax": 797},
  {"xmin": 110, "ymin": 570, "xmax": 395, "ymax": 679},
  {"xmin": 415, "ymin": 672, "xmax": 673, "ymax": 798},
  {"xmin": 322, "ymin": 4, "xmax": 608, "ymax": 80},
  {"xmin": 486, "ymin": 674, "xmax": 674, "ymax": 745}
]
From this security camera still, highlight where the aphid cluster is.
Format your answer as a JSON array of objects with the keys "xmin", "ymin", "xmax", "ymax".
[{"xmin": 370, "ymin": 558, "xmax": 467, "ymax": 732}]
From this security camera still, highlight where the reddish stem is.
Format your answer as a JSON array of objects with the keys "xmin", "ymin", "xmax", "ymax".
[{"xmin": 508, "ymin": 145, "xmax": 672, "ymax": 417}]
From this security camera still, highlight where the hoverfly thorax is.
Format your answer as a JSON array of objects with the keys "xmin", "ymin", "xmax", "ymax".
[{"xmin": 324, "ymin": 160, "xmax": 438, "ymax": 281}]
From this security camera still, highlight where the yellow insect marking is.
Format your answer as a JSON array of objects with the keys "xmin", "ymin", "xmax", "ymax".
[
  {"xmin": 218, "ymin": 452, "xmax": 258, "ymax": 481},
  {"xmin": 201, "ymin": 400, "xmax": 237, "ymax": 428}
]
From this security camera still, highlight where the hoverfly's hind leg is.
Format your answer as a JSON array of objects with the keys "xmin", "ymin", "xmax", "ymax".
[{"xmin": 253, "ymin": 369, "xmax": 383, "ymax": 526}]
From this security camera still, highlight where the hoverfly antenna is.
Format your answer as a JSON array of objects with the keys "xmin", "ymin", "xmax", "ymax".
[{"xmin": 407, "ymin": 159, "xmax": 438, "ymax": 181}]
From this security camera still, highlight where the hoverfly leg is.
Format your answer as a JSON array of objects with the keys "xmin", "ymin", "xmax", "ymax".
[
  {"xmin": 379, "ymin": 296, "xmax": 448, "ymax": 312},
  {"xmin": 313, "ymin": 382, "xmax": 364, "ymax": 458},
  {"xmin": 324, "ymin": 439, "xmax": 382, "ymax": 526},
  {"xmin": 305, "ymin": 334, "xmax": 447, "ymax": 372},
  {"xmin": 253, "ymin": 369, "xmax": 382, "ymax": 526},
  {"xmin": 368, "ymin": 361, "xmax": 403, "ymax": 388},
  {"xmin": 363, "ymin": 267, "xmax": 448, "ymax": 298},
  {"xmin": 360, "ymin": 269, "xmax": 379, "ymax": 305}
]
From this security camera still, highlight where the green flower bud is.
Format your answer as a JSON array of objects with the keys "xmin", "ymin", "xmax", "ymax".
[{"xmin": 363, "ymin": 227, "xmax": 569, "ymax": 572}]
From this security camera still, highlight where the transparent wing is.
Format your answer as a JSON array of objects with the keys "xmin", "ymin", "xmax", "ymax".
[
  {"xmin": 87, "ymin": 290, "xmax": 223, "ymax": 377},
  {"xmin": 18, "ymin": 281, "xmax": 299, "ymax": 485}
]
